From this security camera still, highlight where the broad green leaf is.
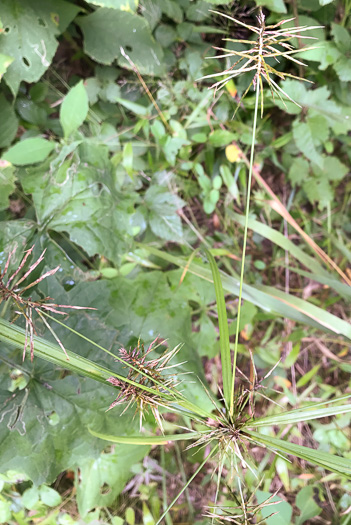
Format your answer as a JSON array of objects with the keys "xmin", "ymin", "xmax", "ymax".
[
  {"xmin": 274, "ymin": 80, "xmax": 351, "ymax": 133},
  {"xmin": 141, "ymin": 246, "xmax": 351, "ymax": 340},
  {"xmin": 39, "ymin": 485, "xmax": 62, "ymax": 507},
  {"xmin": 289, "ymin": 157, "xmax": 310, "ymax": 187},
  {"xmin": 203, "ymin": 0, "xmax": 234, "ymax": 4},
  {"xmin": 256, "ymin": 491, "xmax": 292, "ymax": 525},
  {"xmin": 145, "ymin": 186, "xmax": 185, "ymax": 241},
  {"xmin": 0, "ymin": 53, "xmax": 13, "ymax": 80},
  {"xmin": 19, "ymin": 154, "xmax": 137, "ymax": 263},
  {"xmin": 295, "ymin": 486, "xmax": 322, "ymax": 524},
  {"xmin": 0, "ymin": 281, "xmax": 155, "ymax": 486},
  {"xmin": 289, "ymin": 16, "xmax": 326, "ymax": 62},
  {"xmin": 331, "ymin": 23, "xmax": 351, "ymax": 52},
  {"xmin": 246, "ymin": 430, "xmax": 351, "ymax": 477},
  {"xmin": 293, "ymin": 121, "xmax": 324, "ymax": 169},
  {"xmin": 22, "ymin": 486, "xmax": 39, "ymax": 509},
  {"xmin": 0, "ymin": 500, "xmax": 11, "ymax": 522},
  {"xmin": 248, "ymin": 395, "xmax": 351, "ymax": 427},
  {"xmin": 3, "ymin": 138, "xmax": 55, "ymax": 165},
  {"xmin": 313, "ymin": 156, "xmax": 348, "ymax": 182},
  {"xmin": 0, "ymin": 220, "xmax": 35, "ymax": 273},
  {"xmin": 89, "ymin": 427, "xmax": 199, "ymax": 444},
  {"xmin": 60, "ymin": 81, "xmax": 89, "ymax": 138},
  {"xmin": 209, "ymin": 129, "xmax": 237, "ymax": 147},
  {"xmin": 302, "ymin": 176, "xmax": 333, "ymax": 209},
  {"xmin": 76, "ymin": 444, "xmax": 148, "ymax": 516},
  {"xmin": 206, "ymin": 250, "xmax": 231, "ymax": 408},
  {"xmin": 78, "ymin": 9, "xmax": 164, "ymax": 76},
  {"xmin": 85, "ymin": 0, "xmax": 138, "ymax": 9},
  {"xmin": 0, "ymin": 164, "xmax": 16, "ymax": 212},
  {"xmin": 0, "ymin": 0, "xmax": 80, "ymax": 96},
  {"xmin": 16, "ymin": 98, "xmax": 48, "ymax": 127},
  {"xmin": 161, "ymin": 137, "xmax": 190, "ymax": 166},
  {"xmin": 255, "ymin": 0, "xmax": 287, "ymax": 13},
  {"xmin": 152, "ymin": 0, "xmax": 183, "ymax": 23}
]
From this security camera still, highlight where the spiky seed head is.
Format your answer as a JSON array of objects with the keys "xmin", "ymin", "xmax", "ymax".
[{"xmin": 200, "ymin": 8, "xmax": 322, "ymax": 117}]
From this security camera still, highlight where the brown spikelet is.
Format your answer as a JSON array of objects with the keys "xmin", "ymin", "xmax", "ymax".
[
  {"xmin": 107, "ymin": 338, "xmax": 182, "ymax": 432},
  {"xmin": 0, "ymin": 244, "xmax": 96, "ymax": 361}
]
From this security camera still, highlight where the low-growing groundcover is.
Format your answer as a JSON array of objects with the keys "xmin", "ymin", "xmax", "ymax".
[{"xmin": 0, "ymin": 0, "xmax": 351, "ymax": 524}]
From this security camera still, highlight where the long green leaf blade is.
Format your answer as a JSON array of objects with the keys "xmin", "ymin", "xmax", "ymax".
[
  {"xmin": 89, "ymin": 427, "xmax": 202, "ymax": 445},
  {"xmin": 229, "ymin": 211, "xmax": 327, "ymax": 277},
  {"xmin": 141, "ymin": 245, "xmax": 351, "ymax": 341},
  {"xmin": 248, "ymin": 394, "xmax": 351, "ymax": 427},
  {"xmin": 0, "ymin": 318, "xmax": 212, "ymax": 420},
  {"xmin": 206, "ymin": 249, "xmax": 231, "ymax": 408},
  {"xmin": 246, "ymin": 430, "xmax": 351, "ymax": 478},
  {"xmin": 0, "ymin": 317, "xmax": 116, "ymax": 385}
]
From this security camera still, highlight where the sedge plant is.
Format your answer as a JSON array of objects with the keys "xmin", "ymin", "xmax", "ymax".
[{"xmin": 1, "ymin": 7, "xmax": 351, "ymax": 525}]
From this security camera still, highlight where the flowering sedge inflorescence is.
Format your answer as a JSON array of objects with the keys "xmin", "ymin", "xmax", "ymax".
[
  {"xmin": 107, "ymin": 338, "xmax": 183, "ymax": 432},
  {"xmin": 202, "ymin": 8, "xmax": 321, "ymax": 117},
  {"xmin": 0, "ymin": 245, "xmax": 95, "ymax": 361},
  {"xmin": 206, "ymin": 486, "xmax": 281, "ymax": 524}
]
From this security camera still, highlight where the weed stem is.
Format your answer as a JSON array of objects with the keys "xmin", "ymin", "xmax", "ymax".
[{"xmin": 230, "ymin": 79, "xmax": 261, "ymax": 419}]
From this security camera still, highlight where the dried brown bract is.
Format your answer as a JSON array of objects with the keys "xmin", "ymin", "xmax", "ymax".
[
  {"xmin": 107, "ymin": 338, "xmax": 183, "ymax": 431},
  {"xmin": 0, "ymin": 245, "xmax": 95, "ymax": 361}
]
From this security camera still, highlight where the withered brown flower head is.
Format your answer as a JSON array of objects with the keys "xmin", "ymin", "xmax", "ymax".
[
  {"xmin": 0, "ymin": 244, "xmax": 95, "ymax": 361},
  {"xmin": 107, "ymin": 338, "xmax": 182, "ymax": 432}
]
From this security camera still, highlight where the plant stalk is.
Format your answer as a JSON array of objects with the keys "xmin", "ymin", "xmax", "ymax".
[{"xmin": 230, "ymin": 80, "xmax": 261, "ymax": 418}]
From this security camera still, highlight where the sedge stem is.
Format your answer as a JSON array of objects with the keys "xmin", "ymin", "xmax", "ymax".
[{"xmin": 230, "ymin": 80, "xmax": 261, "ymax": 418}]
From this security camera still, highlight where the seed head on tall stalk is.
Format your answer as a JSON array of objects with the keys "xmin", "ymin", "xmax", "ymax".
[{"xmin": 201, "ymin": 8, "xmax": 321, "ymax": 418}]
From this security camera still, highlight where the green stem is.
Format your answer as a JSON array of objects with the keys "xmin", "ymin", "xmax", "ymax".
[
  {"xmin": 230, "ymin": 82, "xmax": 260, "ymax": 418},
  {"xmin": 155, "ymin": 446, "xmax": 218, "ymax": 525}
]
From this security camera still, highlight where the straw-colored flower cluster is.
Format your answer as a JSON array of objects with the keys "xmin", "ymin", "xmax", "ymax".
[
  {"xmin": 202, "ymin": 8, "xmax": 321, "ymax": 116},
  {"xmin": 0, "ymin": 245, "xmax": 94, "ymax": 361},
  {"xmin": 107, "ymin": 338, "xmax": 182, "ymax": 431}
]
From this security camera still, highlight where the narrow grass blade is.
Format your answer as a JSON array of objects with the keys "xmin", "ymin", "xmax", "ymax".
[
  {"xmin": 287, "ymin": 267, "xmax": 351, "ymax": 302},
  {"xmin": 206, "ymin": 249, "xmax": 231, "ymax": 408},
  {"xmin": 88, "ymin": 427, "xmax": 202, "ymax": 445},
  {"xmin": 0, "ymin": 317, "xmax": 212, "ymax": 420},
  {"xmin": 246, "ymin": 430, "xmax": 351, "ymax": 478},
  {"xmin": 140, "ymin": 247, "xmax": 351, "ymax": 340},
  {"xmin": 248, "ymin": 394, "xmax": 351, "ymax": 427},
  {"xmin": 231, "ymin": 143, "xmax": 351, "ymax": 286},
  {"xmin": 0, "ymin": 317, "xmax": 119, "ymax": 385},
  {"xmin": 229, "ymin": 211, "xmax": 327, "ymax": 277}
]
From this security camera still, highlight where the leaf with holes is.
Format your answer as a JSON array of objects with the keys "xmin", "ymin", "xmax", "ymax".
[
  {"xmin": 76, "ymin": 444, "xmax": 149, "ymax": 516},
  {"xmin": 0, "ymin": 0, "xmax": 80, "ymax": 96},
  {"xmin": 77, "ymin": 9, "xmax": 164, "ymax": 75},
  {"xmin": 19, "ymin": 158, "xmax": 137, "ymax": 264}
]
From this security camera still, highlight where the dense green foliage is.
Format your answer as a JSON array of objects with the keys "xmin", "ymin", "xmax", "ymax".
[{"xmin": 0, "ymin": 0, "xmax": 350, "ymax": 523}]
